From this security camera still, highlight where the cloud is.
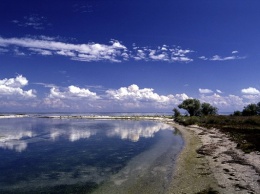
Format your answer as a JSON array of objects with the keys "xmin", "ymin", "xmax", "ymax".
[
  {"xmin": 199, "ymin": 51, "xmax": 246, "ymax": 61},
  {"xmin": 0, "ymin": 75, "xmax": 36, "ymax": 98},
  {"xmin": 106, "ymin": 84, "xmax": 165, "ymax": 101},
  {"xmin": 149, "ymin": 50, "xmax": 169, "ymax": 61},
  {"xmin": 242, "ymin": 94, "xmax": 260, "ymax": 102},
  {"xmin": 106, "ymin": 84, "xmax": 189, "ymax": 110},
  {"xmin": 12, "ymin": 14, "xmax": 49, "ymax": 30},
  {"xmin": 49, "ymin": 85, "xmax": 100, "ymax": 99},
  {"xmin": 199, "ymin": 88, "xmax": 213, "ymax": 94},
  {"xmin": 144, "ymin": 46, "xmax": 194, "ymax": 62},
  {"xmin": 0, "ymin": 36, "xmax": 127, "ymax": 62},
  {"xmin": 34, "ymin": 82, "xmax": 57, "ymax": 88},
  {"xmin": 41, "ymin": 98, "xmax": 70, "ymax": 109},
  {"xmin": 0, "ymin": 35, "xmax": 251, "ymax": 64},
  {"xmin": 171, "ymin": 56, "xmax": 193, "ymax": 62},
  {"xmin": 241, "ymin": 87, "xmax": 260, "ymax": 95},
  {"xmin": 130, "ymin": 45, "xmax": 194, "ymax": 62},
  {"xmin": 41, "ymin": 85, "xmax": 102, "ymax": 111},
  {"xmin": 241, "ymin": 87, "xmax": 260, "ymax": 102},
  {"xmin": 0, "ymin": 36, "xmax": 195, "ymax": 63},
  {"xmin": 3, "ymin": 75, "xmax": 260, "ymax": 112},
  {"xmin": 209, "ymin": 55, "xmax": 244, "ymax": 61},
  {"xmin": 199, "ymin": 93, "xmax": 245, "ymax": 111},
  {"xmin": 29, "ymin": 48, "xmax": 53, "ymax": 56},
  {"xmin": 199, "ymin": 56, "xmax": 208, "ymax": 60},
  {"xmin": 13, "ymin": 48, "xmax": 26, "ymax": 56},
  {"xmin": 133, "ymin": 49, "xmax": 148, "ymax": 61}
]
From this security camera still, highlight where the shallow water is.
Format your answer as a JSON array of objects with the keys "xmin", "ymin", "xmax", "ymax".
[{"xmin": 0, "ymin": 118, "xmax": 183, "ymax": 193}]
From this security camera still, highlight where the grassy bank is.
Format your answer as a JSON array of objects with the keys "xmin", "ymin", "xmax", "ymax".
[{"xmin": 174, "ymin": 115, "xmax": 260, "ymax": 153}]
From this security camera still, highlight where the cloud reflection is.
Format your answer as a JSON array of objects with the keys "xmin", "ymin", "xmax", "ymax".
[
  {"xmin": 50, "ymin": 128, "xmax": 97, "ymax": 142},
  {"xmin": 107, "ymin": 121, "xmax": 172, "ymax": 142},
  {"xmin": 0, "ymin": 130, "xmax": 33, "ymax": 152},
  {"xmin": 0, "ymin": 119, "xmax": 173, "ymax": 152}
]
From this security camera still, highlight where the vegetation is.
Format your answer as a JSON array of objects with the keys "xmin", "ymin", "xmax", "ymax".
[
  {"xmin": 173, "ymin": 100, "xmax": 260, "ymax": 153},
  {"xmin": 232, "ymin": 102, "xmax": 260, "ymax": 116},
  {"xmin": 176, "ymin": 99, "xmax": 218, "ymax": 117},
  {"xmin": 178, "ymin": 99, "xmax": 201, "ymax": 116},
  {"xmin": 172, "ymin": 108, "xmax": 181, "ymax": 118},
  {"xmin": 201, "ymin": 103, "xmax": 218, "ymax": 116}
]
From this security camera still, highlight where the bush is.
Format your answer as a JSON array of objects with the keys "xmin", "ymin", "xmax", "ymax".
[
  {"xmin": 172, "ymin": 108, "xmax": 181, "ymax": 118},
  {"xmin": 174, "ymin": 116, "xmax": 199, "ymax": 126},
  {"xmin": 232, "ymin": 111, "xmax": 242, "ymax": 116}
]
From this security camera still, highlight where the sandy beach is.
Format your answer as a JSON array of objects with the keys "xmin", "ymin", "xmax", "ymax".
[{"xmin": 167, "ymin": 121, "xmax": 260, "ymax": 194}]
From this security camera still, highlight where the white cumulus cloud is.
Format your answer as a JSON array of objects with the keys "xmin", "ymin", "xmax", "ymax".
[
  {"xmin": 199, "ymin": 88, "xmax": 213, "ymax": 94},
  {"xmin": 49, "ymin": 85, "xmax": 99, "ymax": 99},
  {"xmin": 106, "ymin": 84, "xmax": 168, "ymax": 102},
  {"xmin": 0, "ymin": 75, "xmax": 36, "ymax": 98},
  {"xmin": 106, "ymin": 84, "xmax": 189, "ymax": 110},
  {"xmin": 200, "ymin": 93, "xmax": 245, "ymax": 111},
  {"xmin": 241, "ymin": 87, "xmax": 260, "ymax": 95}
]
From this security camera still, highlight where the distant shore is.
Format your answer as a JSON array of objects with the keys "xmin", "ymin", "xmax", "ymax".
[
  {"xmin": 0, "ymin": 114, "xmax": 28, "ymax": 119},
  {"xmin": 0, "ymin": 114, "xmax": 259, "ymax": 193}
]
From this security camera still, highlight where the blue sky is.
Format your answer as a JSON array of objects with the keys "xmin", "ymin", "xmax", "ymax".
[{"xmin": 0, "ymin": 0, "xmax": 260, "ymax": 112}]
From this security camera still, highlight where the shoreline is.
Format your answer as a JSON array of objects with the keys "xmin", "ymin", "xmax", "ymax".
[
  {"xmin": 166, "ymin": 122, "xmax": 220, "ymax": 194},
  {"xmin": 167, "ymin": 122, "xmax": 260, "ymax": 194},
  {"xmin": 0, "ymin": 115, "xmax": 259, "ymax": 193}
]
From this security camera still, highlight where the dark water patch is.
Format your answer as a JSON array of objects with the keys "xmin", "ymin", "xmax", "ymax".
[{"xmin": 0, "ymin": 182, "xmax": 98, "ymax": 194}]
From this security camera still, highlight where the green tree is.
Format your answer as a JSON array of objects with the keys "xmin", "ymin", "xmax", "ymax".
[
  {"xmin": 178, "ymin": 99, "xmax": 201, "ymax": 116},
  {"xmin": 201, "ymin": 102, "xmax": 218, "ymax": 116},
  {"xmin": 233, "ymin": 110, "xmax": 242, "ymax": 116},
  {"xmin": 257, "ymin": 102, "xmax": 260, "ymax": 115},
  {"xmin": 172, "ymin": 108, "xmax": 181, "ymax": 118},
  {"xmin": 242, "ymin": 103, "xmax": 258, "ymax": 116}
]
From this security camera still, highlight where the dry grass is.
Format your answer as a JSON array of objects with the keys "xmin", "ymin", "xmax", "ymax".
[{"xmin": 174, "ymin": 115, "xmax": 260, "ymax": 153}]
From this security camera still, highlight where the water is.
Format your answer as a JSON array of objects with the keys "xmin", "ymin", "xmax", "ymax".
[{"xmin": 0, "ymin": 117, "xmax": 183, "ymax": 193}]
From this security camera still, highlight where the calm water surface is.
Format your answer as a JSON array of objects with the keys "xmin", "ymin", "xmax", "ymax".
[{"xmin": 0, "ymin": 118, "xmax": 183, "ymax": 193}]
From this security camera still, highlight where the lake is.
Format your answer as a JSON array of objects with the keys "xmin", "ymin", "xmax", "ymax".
[{"xmin": 0, "ymin": 117, "xmax": 183, "ymax": 194}]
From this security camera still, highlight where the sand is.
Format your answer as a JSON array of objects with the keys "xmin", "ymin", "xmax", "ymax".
[{"xmin": 167, "ymin": 121, "xmax": 260, "ymax": 194}]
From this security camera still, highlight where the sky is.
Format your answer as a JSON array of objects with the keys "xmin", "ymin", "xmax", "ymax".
[{"xmin": 1, "ymin": 0, "xmax": 260, "ymax": 113}]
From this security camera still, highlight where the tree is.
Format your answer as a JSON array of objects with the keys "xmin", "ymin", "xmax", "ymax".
[
  {"xmin": 201, "ymin": 102, "xmax": 218, "ymax": 116},
  {"xmin": 172, "ymin": 108, "xmax": 181, "ymax": 118},
  {"xmin": 178, "ymin": 99, "xmax": 201, "ymax": 116},
  {"xmin": 257, "ymin": 102, "xmax": 260, "ymax": 115},
  {"xmin": 242, "ymin": 103, "xmax": 258, "ymax": 116},
  {"xmin": 233, "ymin": 110, "xmax": 242, "ymax": 116}
]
